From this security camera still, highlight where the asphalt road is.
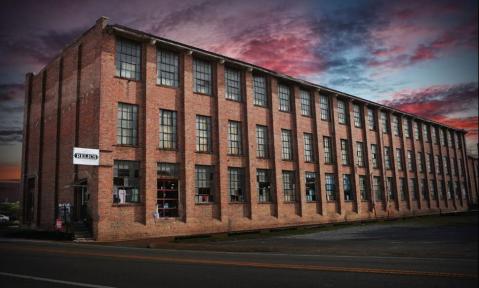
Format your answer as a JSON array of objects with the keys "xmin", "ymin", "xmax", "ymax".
[{"xmin": 0, "ymin": 238, "xmax": 477, "ymax": 288}]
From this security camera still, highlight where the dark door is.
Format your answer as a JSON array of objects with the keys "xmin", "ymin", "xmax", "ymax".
[
  {"xmin": 24, "ymin": 177, "xmax": 35, "ymax": 224},
  {"xmin": 74, "ymin": 180, "xmax": 88, "ymax": 221}
]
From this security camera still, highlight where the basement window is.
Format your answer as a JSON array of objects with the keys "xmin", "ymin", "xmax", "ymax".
[
  {"xmin": 305, "ymin": 172, "xmax": 317, "ymax": 201},
  {"xmin": 195, "ymin": 165, "xmax": 214, "ymax": 203},
  {"xmin": 113, "ymin": 160, "xmax": 140, "ymax": 204},
  {"xmin": 257, "ymin": 169, "xmax": 272, "ymax": 203}
]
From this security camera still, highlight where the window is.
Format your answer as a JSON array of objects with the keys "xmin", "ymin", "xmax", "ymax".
[
  {"xmin": 371, "ymin": 144, "xmax": 379, "ymax": 168},
  {"xmin": 439, "ymin": 181, "xmax": 445, "ymax": 200},
  {"xmin": 343, "ymin": 174, "xmax": 354, "ymax": 201},
  {"xmin": 396, "ymin": 148, "xmax": 403, "ymax": 171},
  {"xmin": 399, "ymin": 178, "xmax": 406, "ymax": 201},
  {"xmin": 320, "ymin": 95, "xmax": 330, "ymax": 121},
  {"xmin": 392, "ymin": 116, "xmax": 400, "ymax": 136},
  {"xmin": 113, "ymin": 160, "xmax": 140, "ymax": 203},
  {"xmin": 423, "ymin": 124, "xmax": 429, "ymax": 142},
  {"xmin": 417, "ymin": 152, "xmax": 424, "ymax": 173},
  {"xmin": 325, "ymin": 174, "xmax": 336, "ymax": 201},
  {"xmin": 447, "ymin": 181, "xmax": 453, "ymax": 199},
  {"xmin": 409, "ymin": 178, "xmax": 417, "ymax": 200},
  {"xmin": 303, "ymin": 133, "xmax": 314, "ymax": 162},
  {"xmin": 282, "ymin": 171, "xmax": 296, "ymax": 202},
  {"xmin": 384, "ymin": 147, "xmax": 391, "ymax": 170},
  {"xmin": 159, "ymin": 109, "xmax": 177, "ymax": 149},
  {"xmin": 225, "ymin": 67, "xmax": 242, "ymax": 101},
  {"xmin": 341, "ymin": 139, "xmax": 349, "ymax": 165},
  {"xmin": 413, "ymin": 122, "xmax": 419, "ymax": 140},
  {"xmin": 157, "ymin": 162, "xmax": 179, "ymax": 218},
  {"xmin": 456, "ymin": 133, "xmax": 462, "ymax": 148},
  {"xmin": 323, "ymin": 136, "xmax": 333, "ymax": 164},
  {"xmin": 196, "ymin": 115, "xmax": 211, "ymax": 152},
  {"xmin": 453, "ymin": 181, "xmax": 459, "ymax": 199},
  {"xmin": 193, "ymin": 59, "xmax": 212, "ymax": 95},
  {"xmin": 337, "ymin": 100, "xmax": 347, "ymax": 124},
  {"xmin": 228, "ymin": 121, "xmax": 242, "ymax": 155},
  {"xmin": 443, "ymin": 156, "xmax": 449, "ymax": 175},
  {"xmin": 281, "ymin": 129, "xmax": 293, "ymax": 160},
  {"xmin": 431, "ymin": 126, "xmax": 437, "ymax": 144},
  {"xmin": 356, "ymin": 142, "xmax": 364, "ymax": 167},
  {"xmin": 300, "ymin": 90, "xmax": 312, "ymax": 116},
  {"xmin": 229, "ymin": 167, "xmax": 245, "ymax": 202},
  {"xmin": 278, "ymin": 84, "xmax": 291, "ymax": 112},
  {"xmin": 305, "ymin": 172, "xmax": 317, "ymax": 201},
  {"xmin": 115, "ymin": 38, "xmax": 141, "ymax": 80},
  {"xmin": 157, "ymin": 162, "xmax": 178, "ymax": 178},
  {"xmin": 439, "ymin": 129, "xmax": 445, "ymax": 146},
  {"xmin": 386, "ymin": 177, "xmax": 394, "ymax": 201},
  {"xmin": 117, "ymin": 103, "xmax": 138, "ymax": 146},
  {"xmin": 435, "ymin": 155, "xmax": 442, "ymax": 175},
  {"xmin": 256, "ymin": 125, "xmax": 269, "ymax": 158},
  {"xmin": 407, "ymin": 150, "xmax": 415, "ymax": 171},
  {"xmin": 451, "ymin": 158, "xmax": 457, "ymax": 176},
  {"xmin": 157, "ymin": 49, "xmax": 179, "ymax": 87},
  {"xmin": 426, "ymin": 153, "xmax": 432, "ymax": 173},
  {"xmin": 257, "ymin": 169, "xmax": 272, "ymax": 203},
  {"xmin": 368, "ymin": 109, "xmax": 376, "ymax": 130},
  {"xmin": 380, "ymin": 112, "xmax": 388, "ymax": 133},
  {"xmin": 373, "ymin": 176, "xmax": 382, "ymax": 201},
  {"xmin": 253, "ymin": 75, "xmax": 267, "ymax": 106},
  {"xmin": 430, "ymin": 180, "xmax": 437, "ymax": 200},
  {"xmin": 353, "ymin": 104, "xmax": 362, "ymax": 128},
  {"xmin": 403, "ymin": 118, "xmax": 410, "ymax": 138},
  {"xmin": 420, "ymin": 179, "xmax": 428, "ymax": 200},
  {"xmin": 195, "ymin": 165, "xmax": 214, "ymax": 203},
  {"xmin": 359, "ymin": 176, "xmax": 368, "ymax": 201}
]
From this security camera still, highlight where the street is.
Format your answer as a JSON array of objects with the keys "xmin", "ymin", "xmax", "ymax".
[{"xmin": 1, "ymin": 212, "xmax": 478, "ymax": 287}]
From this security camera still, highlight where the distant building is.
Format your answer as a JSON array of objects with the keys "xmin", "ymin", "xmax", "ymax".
[
  {"xmin": 21, "ymin": 17, "xmax": 477, "ymax": 241},
  {"xmin": 0, "ymin": 181, "xmax": 20, "ymax": 203}
]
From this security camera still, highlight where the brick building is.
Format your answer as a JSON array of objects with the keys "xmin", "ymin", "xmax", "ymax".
[{"xmin": 21, "ymin": 17, "xmax": 477, "ymax": 241}]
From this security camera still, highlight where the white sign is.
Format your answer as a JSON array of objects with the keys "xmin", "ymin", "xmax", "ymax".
[{"xmin": 73, "ymin": 147, "xmax": 100, "ymax": 166}]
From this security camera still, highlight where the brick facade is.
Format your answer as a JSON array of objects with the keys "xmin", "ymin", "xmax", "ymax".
[{"xmin": 21, "ymin": 17, "xmax": 476, "ymax": 241}]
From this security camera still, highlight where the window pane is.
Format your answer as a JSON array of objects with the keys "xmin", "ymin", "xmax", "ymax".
[
  {"xmin": 228, "ymin": 121, "xmax": 242, "ymax": 155},
  {"xmin": 253, "ymin": 75, "xmax": 267, "ymax": 106},
  {"xmin": 229, "ymin": 167, "xmax": 245, "ymax": 202},
  {"xmin": 278, "ymin": 84, "xmax": 291, "ymax": 112},
  {"xmin": 113, "ymin": 160, "xmax": 140, "ymax": 203},
  {"xmin": 157, "ymin": 49, "xmax": 179, "ymax": 87},
  {"xmin": 256, "ymin": 125, "xmax": 269, "ymax": 158},
  {"xmin": 225, "ymin": 68, "xmax": 242, "ymax": 101},
  {"xmin": 282, "ymin": 171, "xmax": 296, "ymax": 202},
  {"xmin": 159, "ymin": 109, "xmax": 177, "ymax": 149},
  {"xmin": 117, "ymin": 103, "xmax": 138, "ymax": 145},
  {"xmin": 115, "ymin": 38, "xmax": 141, "ymax": 80},
  {"xmin": 193, "ymin": 59, "xmax": 212, "ymax": 95},
  {"xmin": 300, "ymin": 90, "xmax": 312, "ymax": 116},
  {"xmin": 196, "ymin": 115, "xmax": 211, "ymax": 152},
  {"xmin": 257, "ymin": 169, "xmax": 272, "ymax": 203},
  {"xmin": 195, "ymin": 165, "xmax": 214, "ymax": 203}
]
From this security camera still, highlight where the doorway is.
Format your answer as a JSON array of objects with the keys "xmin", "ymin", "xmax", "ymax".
[{"xmin": 74, "ymin": 180, "xmax": 88, "ymax": 222}]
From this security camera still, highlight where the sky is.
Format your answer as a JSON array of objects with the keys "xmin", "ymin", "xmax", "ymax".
[{"xmin": 0, "ymin": 0, "xmax": 477, "ymax": 181}]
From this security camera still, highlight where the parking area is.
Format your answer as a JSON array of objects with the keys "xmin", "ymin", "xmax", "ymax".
[{"xmin": 104, "ymin": 212, "xmax": 478, "ymax": 259}]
